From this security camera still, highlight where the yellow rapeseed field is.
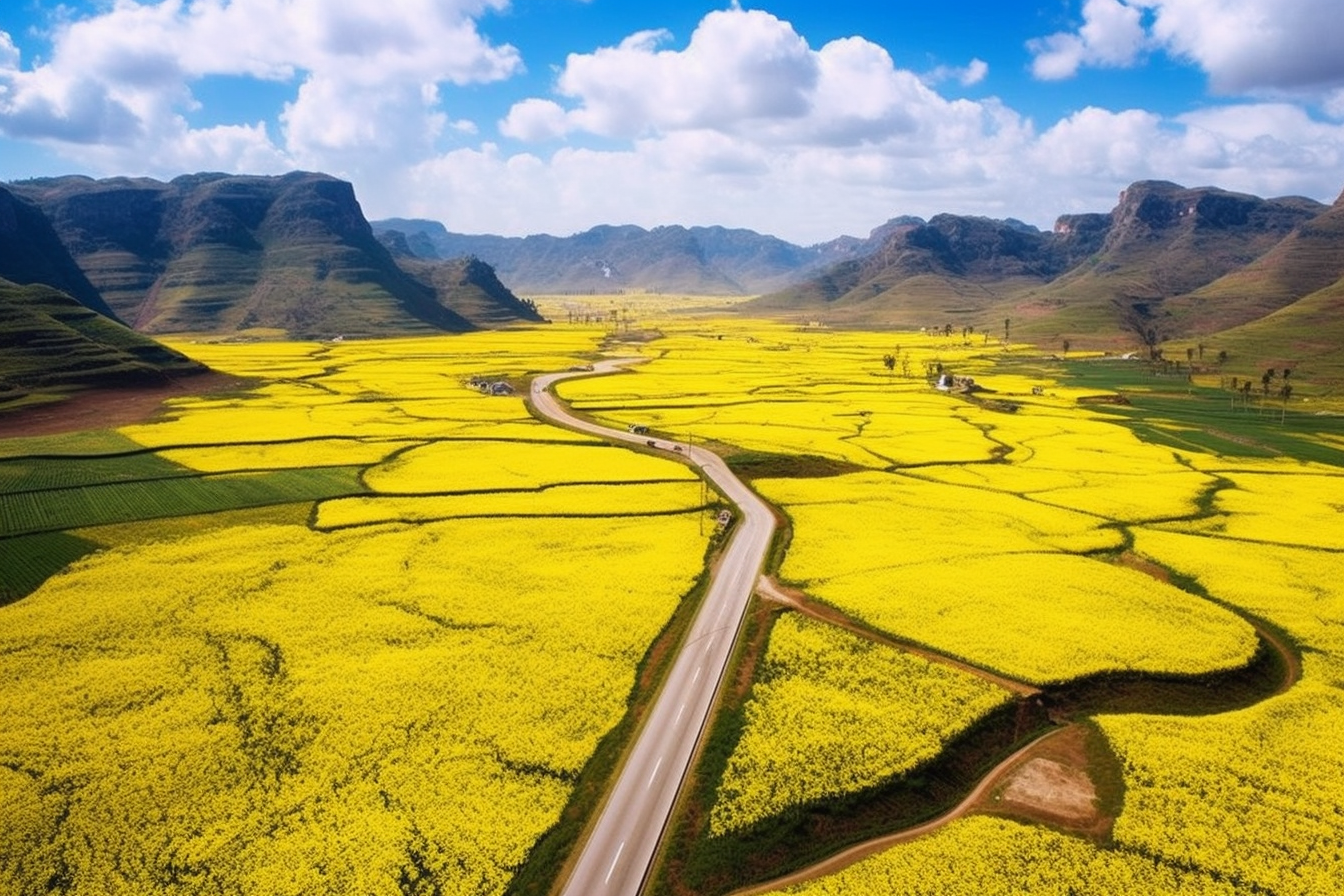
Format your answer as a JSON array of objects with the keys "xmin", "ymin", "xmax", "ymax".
[
  {"xmin": 775, "ymin": 815, "xmax": 1244, "ymax": 895},
  {"xmin": 753, "ymin": 473, "xmax": 1255, "ymax": 683},
  {"xmin": 7, "ymin": 315, "xmax": 1344, "ymax": 895},
  {"xmin": 0, "ymin": 329, "xmax": 719, "ymax": 896},
  {"xmin": 709, "ymin": 613, "xmax": 1011, "ymax": 835}
]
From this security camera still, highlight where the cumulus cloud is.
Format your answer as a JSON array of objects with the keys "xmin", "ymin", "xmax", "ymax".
[
  {"xmin": 499, "ymin": 98, "xmax": 572, "ymax": 142},
  {"xmin": 0, "ymin": 0, "xmax": 520, "ymax": 169},
  {"xmin": 1149, "ymin": 0, "xmax": 1344, "ymax": 93},
  {"xmin": 3, "ymin": 4, "xmax": 1344, "ymax": 246},
  {"xmin": 1030, "ymin": 0, "xmax": 1344, "ymax": 95},
  {"xmin": 503, "ymin": 11, "xmax": 989, "ymax": 152},
  {"xmin": 1029, "ymin": 0, "xmax": 1149, "ymax": 80},
  {"xmin": 550, "ymin": 11, "xmax": 818, "ymax": 139}
]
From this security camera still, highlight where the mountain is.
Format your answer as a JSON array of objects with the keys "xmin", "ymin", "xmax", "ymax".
[
  {"xmin": 1161, "ymin": 188, "xmax": 1344, "ymax": 335},
  {"xmin": 0, "ymin": 185, "xmax": 119, "ymax": 320},
  {"xmin": 6, "ymin": 173, "xmax": 535, "ymax": 339},
  {"xmin": 748, "ymin": 181, "xmax": 1334, "ymax": 348},
  {"xmin": 1011, "ymin": 181, "xmax": 1325, "ymax": 343},
  {"xmin": 380, "ymin": 249, "xmax": 544, "ymax": 326},
  {"xmin": 749, "ymin": 213, "xmax": 1106, "ymax": 330},
  {"xmin": 0, "ymin": 278, "xmax": 208, "ymax": 408},
  {"xmin": 370, "ymin": 219, "xmax": 887, "ymax": 295}
]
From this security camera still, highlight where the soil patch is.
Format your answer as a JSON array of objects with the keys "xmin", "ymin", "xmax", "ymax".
[
  {"xmin": 1001, "ymin": 758, "xmax": 1097, "ymax": 822},
  {"xmin": 0, "ymin": 372, "xmax": 246, "ymax": 437}
]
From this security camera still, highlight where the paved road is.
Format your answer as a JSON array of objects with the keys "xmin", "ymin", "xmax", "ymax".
[{"xmin": 530, "ymin": 359, "xmax": 778, "ymax": 896}]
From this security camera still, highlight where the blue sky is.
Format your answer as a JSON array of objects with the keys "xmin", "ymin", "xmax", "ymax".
[{"xmin": 2, "ymin": 0, "xmax": 1343, "ymax": 243}]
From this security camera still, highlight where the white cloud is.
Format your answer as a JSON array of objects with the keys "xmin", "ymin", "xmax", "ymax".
[
  {"xmin": 499, "ymin": 98, "xmax": 571, "ymax": 142},
  {"xmin": 0, "ymin": 31, "xmax": 21, "ymax": 71},
  {"xmin": 341, "ymin": 7, "xmax": 1344, "ymax": 242},
  {"xmin": 1148, "ymin": 0, "xmax": 1344, "ymax": 93},
  {"xmin": 1030, "ymin": 0, "xmax": 1344, "ymax": 95},
  {"xmin": 1029, "ymin": 0, "xmax": 1149, "ymax": 80},
  {"xmin": 3, "ymin": 5, "xmax": 1344, "ymax": 247},
  {"xmin": 551, "ymin": 10, "xmax": 818, "ymax": 139},
  {"xmin": 506, "ymin": 12, "xmax": 989, "ymax": 152},
  {"xmin": 0, "ymin": 0, "xmax": 520, "ymax": 170},
  {"xmin": 960, "ymin": 59, "xmax": 989, "ymax": 87},
  {"xmin": 1324, "ymin": 89, "xmax": 1344, "ymax": 120}
]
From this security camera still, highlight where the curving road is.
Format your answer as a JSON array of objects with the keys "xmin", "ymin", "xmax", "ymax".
[{"xmin": 530, "ymin": 359, "xmax": 778, "ymax": 896}]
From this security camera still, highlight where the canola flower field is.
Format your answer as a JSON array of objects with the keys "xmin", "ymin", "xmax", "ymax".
[
  {"xmin": 554, "ymin": 316, "xmax": 1344, "ymax": 895},
  {"xmin": 4, "ymin": 307, "xmax": 1344, "ymax": 896},
  {"xmin": 0, "ymin": 330, "xmax": 714, "ymax": 896},
  {"xmin": 708, "ymin": 613, "xmax": 1012, "ymax": 836}
]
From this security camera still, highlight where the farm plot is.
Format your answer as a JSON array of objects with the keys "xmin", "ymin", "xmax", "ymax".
[
  {"xmin": 0, "ymin": 329, "xmax": 719, "ymax": 896},
  {"xmin": 755, "ymin": 473, "xmax": 1255, "ymax": 684},
  {"xmin": 708, "ymin": 613, "xmax": 1012, "ymax": 836},
  {"xmin": 773, "ymin": 815, "xmax": 1242, "ymax": 895},
  {"xmin": 0, "ymin": 515, "xmax": 708, "ymax": 896},
  {"xmin": 559, "ymin": 319, "xmax": 1338, "ymax": 894},
  {"xmin": 591, "ymin": 324, "xmax": 1339, "ymax": 896},
  {"xmin": 558, "ymin": 325, "xmax": 1103, "ymax": 472}
]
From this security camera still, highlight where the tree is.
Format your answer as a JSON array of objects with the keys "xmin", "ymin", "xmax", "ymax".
[
  {"xmin": 1186, "ymin": 347, "xmax": 1195, "ymax": 363},
  {"xmin": 1197, "ymin": 342, "xmax": 1206, "ymax": 360},
  {"xmin": 1003, "ymin": 318, "xmax": 1011, "ymax": 342},
  {"xmin": 1218, "ymin": 349, "xmax": 1228, "ymax": 364},
  {"xmin": 1061, "ymin": 338, "xmax": 1071, "ymax": 356},
  {"xmin": 882, "ymin": 353, "xmax": 895, "ymax": 373},
  {"xmin": 1116, "ymin": 302, "xmax": 1165, "ymax": 361}
]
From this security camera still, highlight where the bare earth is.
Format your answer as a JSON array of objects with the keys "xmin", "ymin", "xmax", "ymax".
[
  {"xmin": 999, "ymin": 757, "xmax": 1098, "ymax": 824},
  {"xmin": 0, "ymin": 373, "xmax": 243, "ymax": 438}
]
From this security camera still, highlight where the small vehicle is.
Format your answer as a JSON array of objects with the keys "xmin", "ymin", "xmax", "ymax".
[
  {"xmin": 646, "ymin": 440, "xmax": 657, "ymax": 448},
  {"xmin": 628, "ymin": 424, "xmax": 650, "ymax": 434}
]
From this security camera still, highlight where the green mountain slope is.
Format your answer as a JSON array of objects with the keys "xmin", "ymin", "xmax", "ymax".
[
  {"xmin": 0, "ymin": 278, "xmax": 208, "ymax": 410},
  {"xmin": 1163, "ymin": 189, "xmax": 1344, "ymax": 335},
  {"xmin": 0, "ymin": 186, "xmax": 120, "ymax": 320},
  {"xmin": 8, "ymin": 173, "xmax": 479, "ymax": 339},
  {"xmin": 1012, "ymin": 182, "xmax": 1324, "ymax": 346}
]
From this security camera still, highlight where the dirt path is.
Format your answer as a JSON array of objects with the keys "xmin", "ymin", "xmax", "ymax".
[
  {"xmin": 732, "ymin": 574, "xmax": 1303, "ymax": 896},
  {"xmin": 755, "ymin": 576, "xmax": 1039, "ymax": 698},
  {"xmin": 730, "ymin": 726, "xmax": 1080, "ymax": 896}
]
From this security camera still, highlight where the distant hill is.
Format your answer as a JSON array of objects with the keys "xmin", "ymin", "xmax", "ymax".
[
  {"xmin": 0, "ymin": 278, "xmax": 208, "ymax": 410},
  {"xmin": 1162, "ymin": 188, "xmax": 1344, "ymax": 335},
  {"xmin": 377, "ymin": 244, "xmax": 544, "ymax": 326},
  {"xmin": 1012, "ymin": 181, "xmax": 1325, "ymax": 345},
  {"xmin": 370, "ymin": 218, "xmax": 904, "ymax": 295},
  {"xmin": 8, "ymin": 173, "xmax": 538, "ymax": 339},
  {"xmin": 749, "ymin": 213, "xmax": 1105, "ymax": 331},
  {"xmin": 747, "ymin": 181, "xmax": 1336, "ymax": 351}
]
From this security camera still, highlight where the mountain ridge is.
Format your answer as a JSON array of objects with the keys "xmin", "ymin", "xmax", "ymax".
[{"xmin": 8, "ymin": 173, "xmax": 540, "ymax": 339}]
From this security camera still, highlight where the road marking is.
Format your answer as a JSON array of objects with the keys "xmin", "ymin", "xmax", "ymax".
[
  {"xmin": 675, "ymin": 702, "xmax": 686, "ymax": 724},
  {"xmin": 693, "ymin": 665, "xmax": 702, "ymax": 684},
  {"xmin": 704, "ymin": 637, "xmax": 716, "ymax": 654},
  {"xmin": 605, "ymin": 841, "xmax": 625, "ymax": 885},
  {"xmin": 648, "ymin": 755, "xmax": 664, "ymax": 790}
]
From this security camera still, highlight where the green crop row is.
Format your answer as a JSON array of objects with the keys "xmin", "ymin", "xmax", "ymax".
[{"xmin": 0, "ymin": 467, "xmax": 366, "ymax": 537}]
